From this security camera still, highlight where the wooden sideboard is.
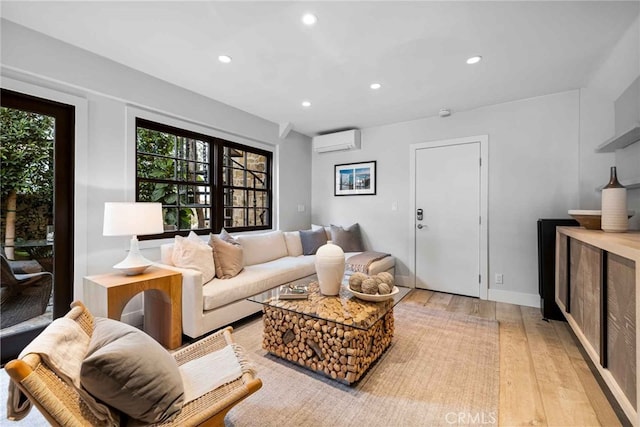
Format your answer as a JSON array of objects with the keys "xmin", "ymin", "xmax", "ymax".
[{"xmin": 555, "ymin": 227, "xmax": 640, "ymax": 425}]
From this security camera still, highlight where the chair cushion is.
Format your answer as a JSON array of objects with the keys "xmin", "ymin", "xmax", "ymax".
[
  {"xmin": 80, "ymin": 317, "xmax": 184, "ymax": 423},
  {"xmin": 330, "ymin": 223, "xmax": 364, "ymax": 252},
  {"xmin": 209, "ymin": 232, "xmax": 244, "ymax": 279},
  {"xmin": 235, "ymin": 230, "xmax": 288, "ymax": 266},
  {"xmin": 299, "ymin": 228, "xmax": 327, "ymax": 255},
  {"xmin": 172, "ymin": 233, "xmax": 215, "ymax": 283}
]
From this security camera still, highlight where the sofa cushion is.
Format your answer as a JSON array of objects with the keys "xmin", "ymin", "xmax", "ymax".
[
  {"xmin": 283, "ymin": 231, "xmax": 303, "ymax": 257},
  {"xmin": 172, "ymin": 234, "xmax": 215, "ymax": 283},
  {"xmin": 330, "ymin": 223, "xmax": 364, "ymax": 252},
  {"xmin": 300, "ymin": 228, "xmax": 327, "ymax": 255},
  {"xmin": 81, "ymin": 317, "xmax": 184, "ymax": 423},
  {"xmin": 209, "ymin": 233, "xmax": 243, "ymax": 279},
  {"xmin": 202, "ymin": 256, "xmax": 316, "ymax": 311},
  {"xmin": 235, "ymin": 230, "xmax": 288, "ymax": 266}
]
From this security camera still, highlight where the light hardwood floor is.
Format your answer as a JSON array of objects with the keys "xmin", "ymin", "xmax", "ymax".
[{"xmin": 404, "ymin": 289, "xmax": 622, "ymax": 427}]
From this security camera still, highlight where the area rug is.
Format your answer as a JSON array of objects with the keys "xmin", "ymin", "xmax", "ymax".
[{"xmin": 227, "ymin": 303, "xmax": 499, "ymax": 427}]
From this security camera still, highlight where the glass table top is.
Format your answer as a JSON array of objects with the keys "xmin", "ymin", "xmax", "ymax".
[{"xmin": 247, "ymin": 275, "xmax": 411, "ymax": 331}]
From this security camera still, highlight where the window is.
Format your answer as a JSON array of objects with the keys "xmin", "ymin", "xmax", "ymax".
[
  {"xmin": 136, "ymin": 118, "xmax": 272, "ymax": 236},
  {"xmin": 223, "ymin": 147, "xmax": 270, "ymax": 229}
]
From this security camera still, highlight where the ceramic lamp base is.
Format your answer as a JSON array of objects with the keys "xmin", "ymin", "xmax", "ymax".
[{"xmin": 113, "ymin": 236, "xmax": 153, "ymax": 275}]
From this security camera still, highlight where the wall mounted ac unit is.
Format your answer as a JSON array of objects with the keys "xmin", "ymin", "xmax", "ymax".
[{"xmin": 312, "ymin": 130, "xmax": 361, "ymax": 153}]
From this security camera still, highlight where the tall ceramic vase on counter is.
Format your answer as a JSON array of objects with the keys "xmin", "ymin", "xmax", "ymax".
[
  {"xmin": 315, "ymin": 241, "xmax": 345, "ymax": 296},
  {"xmin": 601, "ymin": 166, "xmax": 628, "ymax": 233}
]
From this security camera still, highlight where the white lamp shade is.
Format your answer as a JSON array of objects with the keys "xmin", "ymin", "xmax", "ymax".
[{"xmin": 103, "ymin": 202, "xmax": 164, "ymax": 236}]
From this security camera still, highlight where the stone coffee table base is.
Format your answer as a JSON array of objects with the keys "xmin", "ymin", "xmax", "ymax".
[{"xmin": 261, "ymin": 306, "xmax": 394, "ymax": 384}]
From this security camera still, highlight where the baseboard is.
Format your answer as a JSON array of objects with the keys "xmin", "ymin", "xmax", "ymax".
[
  {"xmin": 121, "ymin": 309, "xmax": 144, "ymax": 328},
  {"xmin": 394, "ymin": 274, "xmax": 411, "ymax": 288},
  {"xmin": 488, "ymin": 288, "xmax": 540, "ymax": 308}
]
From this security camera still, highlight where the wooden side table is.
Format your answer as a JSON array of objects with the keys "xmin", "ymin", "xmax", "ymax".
[{"xmin": 83, "ymin": 267, "xmax": 182, "ymax": 349}]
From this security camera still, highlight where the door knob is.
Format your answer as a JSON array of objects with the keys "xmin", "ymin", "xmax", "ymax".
[{"xmin": 417, "ymin": 224, "xmax": 423, "ymax": 229}]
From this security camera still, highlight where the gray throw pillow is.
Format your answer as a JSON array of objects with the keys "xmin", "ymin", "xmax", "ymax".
[
  {"xmin": 330, "ymin": 223, "xmax": 364, "ymax": 252},
  {"xmin": 81, "ymin": 318, "xmax": 184, "ymax": 423},
  {"xmin": 299, "ymin": 228, "xmax": 328, "ymax": 255}
]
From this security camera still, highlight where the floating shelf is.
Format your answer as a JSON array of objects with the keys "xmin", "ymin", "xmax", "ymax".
[{"xmin": 595, "ymin": 122, "xmax": 640, "ymax": 153}]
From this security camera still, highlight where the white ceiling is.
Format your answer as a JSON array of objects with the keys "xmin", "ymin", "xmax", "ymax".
[{"xmin": 2, "ymin": 1, "xmax": 638, "ymax": 137}]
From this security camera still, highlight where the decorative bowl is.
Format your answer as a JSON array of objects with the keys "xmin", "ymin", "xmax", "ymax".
[
  {"xmin": 348, "ymin": 285, "xmax": 399, "ymax": 302},
  {"xmin": 568, "ymin": 210, "xmax": 602, "ymax": 230}
]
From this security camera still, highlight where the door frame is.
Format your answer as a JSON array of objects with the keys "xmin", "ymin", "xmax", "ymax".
[
  {"xmin": 1, "ymin": 75, "xmax": 88, "ymax": 363},
  {"xmin": 1, "ymin": 89, "xmax": 75, "ymax": 316},
  {"xmin": 2, "ymin": 75, "xmax": 89, "ymax": 293},
  {"xmin": 409, "ymin": 135, "xmax": 489, "ymax": 299}
]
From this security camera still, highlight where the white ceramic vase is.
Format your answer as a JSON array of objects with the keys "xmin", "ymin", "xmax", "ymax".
[
  {"xmin": 315, "ymin": 241, "xmax": 345, "ymax": 296},
  {"xmin": 601, "ymin": 167, "xmax": 628, "ymax": 233}
]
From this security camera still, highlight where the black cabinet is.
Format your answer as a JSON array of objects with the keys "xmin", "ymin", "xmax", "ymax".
[{"xmin": 537, "ymin": 218, "xmax": 578, "ymax": 320}]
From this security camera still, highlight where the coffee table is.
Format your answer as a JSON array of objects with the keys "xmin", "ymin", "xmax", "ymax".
[{"xmin": 248, "ymin": 276, "xmax": 410, "ymax": 384}]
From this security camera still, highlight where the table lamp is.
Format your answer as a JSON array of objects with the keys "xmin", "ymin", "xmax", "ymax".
[{"xmin": 103, "ymin": 202, "xmax": 164, "ymax": 275}]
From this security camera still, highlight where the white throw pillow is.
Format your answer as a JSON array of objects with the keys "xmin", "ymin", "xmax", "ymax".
[
  {"xmin": 311, "ymin": 224, "xmax": 332, "ymax": 241},
  {"xmin": 160, "ymin": 244, "xmax": 175, "ymax": 266},
  {"xmin": 187, "ymin": 230, "xmax": 206, "ymax": 245},
  {"xmin": 172, "ymin": 234, "xmax": 215, "ymax": 283},
  {"xmin": 283, "ymin": 231, "xmax": 303, "ymax": 257}
]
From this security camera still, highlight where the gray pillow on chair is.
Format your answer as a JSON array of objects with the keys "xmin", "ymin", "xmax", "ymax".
[
  {"xmin": 80, "ymin": 317, "xmax": 184, "ymax": 423},
  {"xmin": 299, "ymin": 228, "xmax": 328, "ymax": 255}
]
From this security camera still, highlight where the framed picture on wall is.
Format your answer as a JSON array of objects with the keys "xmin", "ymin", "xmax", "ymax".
[{"xmin": 334, "ymin": 161, "xmax": 377, "ymax": 196}]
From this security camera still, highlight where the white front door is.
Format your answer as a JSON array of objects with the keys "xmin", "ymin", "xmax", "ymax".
[{"xmin": 414, "ymin": 141, "xmax": 481, "ymax": 297}]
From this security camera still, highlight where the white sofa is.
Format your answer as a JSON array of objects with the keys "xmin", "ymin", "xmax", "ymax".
[{"xmin": 155, "ymin": 230, "xmax": 395, "ymax": 339}]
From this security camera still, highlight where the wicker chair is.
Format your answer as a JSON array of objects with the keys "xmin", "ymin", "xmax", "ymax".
[
  {"xmin": 0, "ymin": 254, "xmax": 52, "ymax": 329},
  {"xmin": 5, "ymin": 301, "xmax": 262, "ymax": 426}
]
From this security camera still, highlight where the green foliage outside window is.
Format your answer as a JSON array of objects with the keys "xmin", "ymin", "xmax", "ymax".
[
  {"xmin": 1, "ymin": 108, "xmax": 54, "ymax": 257},
  {"xmin": 0, "ymin": 108, "xmax": 54, "ymax": 202},
  {"xmin": 136, "ymin": 127, "xmax": 201, "ymax": 230}
]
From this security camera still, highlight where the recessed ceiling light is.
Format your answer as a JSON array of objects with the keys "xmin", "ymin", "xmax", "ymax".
[
  {"xmin": 370, "ymin": 83, "xmax": 382, "ymax": 90},
  {"xmin": 302, "ymin": 13, "xmax": 317, "ymax": 26},
  {"xmin": 218, "ymin": 55, "xmax": 232, "ymax": 64},
  {"xmin": 301, "ymin": 100, "xmax": 311, "ymax": 108},
  {"xmin": 466, "ymin": 56, "xmax": 482, "ymax": 65}
]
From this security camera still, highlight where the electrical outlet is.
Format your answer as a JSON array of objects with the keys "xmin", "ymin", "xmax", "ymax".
[
  {"xmin": 495, "ymin": 273, "xmax": 503, "ymax": 285},
  {"xmin": 297, "ymin": 204, "xmax": 305, "ymax": 212}
]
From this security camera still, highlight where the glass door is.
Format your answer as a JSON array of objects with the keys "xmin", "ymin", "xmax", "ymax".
[{"xmin": 0, "ymin": 89, "xmax": 74, "ymax": 363}]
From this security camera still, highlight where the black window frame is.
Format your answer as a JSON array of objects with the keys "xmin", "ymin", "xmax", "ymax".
[{"xmin": 135, "ymin": 118, "xmax": 272, "ymax": 239}]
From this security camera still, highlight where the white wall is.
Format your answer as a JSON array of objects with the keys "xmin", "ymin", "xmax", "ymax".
[
  {"xmin": 278, "ymin": 132, "xmax": 313, "ymax": 231},
  {"xmin": 1, "ymin": 20, "xmax": 312, "ymax": 314},
  {"xmin": 585, "ymin": 15, "xmax": 640, "ymax": 230},
  {"xmin": 577, "ymin": 87, "xmax": 615, "ymax": 210},
  {"xmin": 312, "ymin": 91, "xmax": 580, "ymax": 305},
  {"xmin": 587, "ymin": 16, "xmax": 639, "ymax": 102}
]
